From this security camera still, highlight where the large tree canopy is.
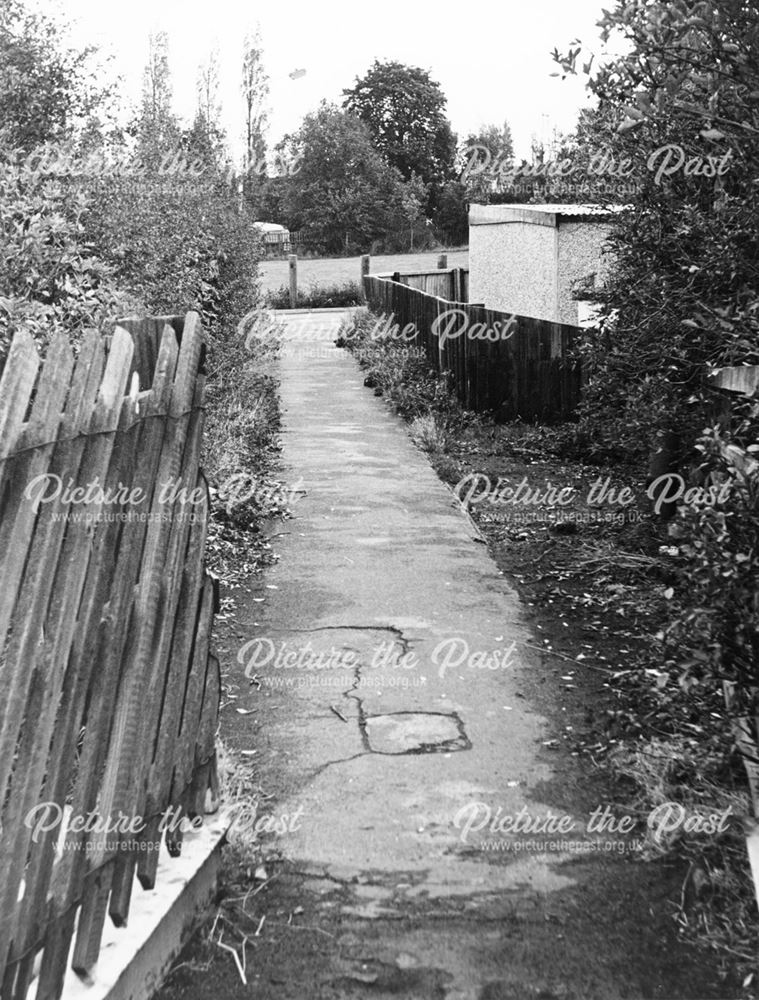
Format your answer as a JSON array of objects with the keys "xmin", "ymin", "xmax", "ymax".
[
  {"xmin": 459, "ymin": 119, "xmax": 515, "ymax": 202},
  {"xmin": 463, "ymin": 121, "xmax": 514, "ymax": 164},
  {"xmin": 276, "ymin": 102, "xmax": 411, "ymax": 254},
  {"xmin": 342, "ymin": 60, "xmax": 457, "ymax": 206},
  {"xmin": 0, "ymin": 0, "xmax": 110, "ymax": 149}
]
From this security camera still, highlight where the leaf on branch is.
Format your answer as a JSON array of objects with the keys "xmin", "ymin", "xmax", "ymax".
[{"xmin": 617, "ymin": 117, "xmax": 642, "ymax": 133}]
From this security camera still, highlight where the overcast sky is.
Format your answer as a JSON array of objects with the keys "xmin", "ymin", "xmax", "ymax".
[{"xmin": 51, "ymin": 0, "xmax": 609, "ymax": 161}]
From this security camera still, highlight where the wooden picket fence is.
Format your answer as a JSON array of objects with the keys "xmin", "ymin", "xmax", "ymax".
[
  {"xmin": 363, "ymin": 274, "xmax": 581, "ymax": 422},
  {"xmin": 0, "ymin": 313, "xmax": 220, "ymax": 1000}
]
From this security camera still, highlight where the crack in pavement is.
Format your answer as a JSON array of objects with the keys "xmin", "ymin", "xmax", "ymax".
[
  {"xmin": 344, "ymin": 656, "xmax": 471, "ymax": 756},
  {"xmin": 344, "ymin": 659, "xmax": 371, "ymax": 752},
  {"xmin": 259, "ymin": 623, "xmax": 416, "ymax": 649},
  {"xmin": 304, "ymin": 751, "xmax": 370, "ymax": 781}
]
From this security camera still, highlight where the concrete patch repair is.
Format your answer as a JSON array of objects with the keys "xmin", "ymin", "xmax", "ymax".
[{"xmin": 363, "ymin": 712, "xmax": 471, "ymax": 755}]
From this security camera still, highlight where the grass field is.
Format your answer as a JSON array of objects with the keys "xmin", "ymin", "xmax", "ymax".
[{"xmin": 258, "ymin": 249, "xmax": 469, "ymax": 294}]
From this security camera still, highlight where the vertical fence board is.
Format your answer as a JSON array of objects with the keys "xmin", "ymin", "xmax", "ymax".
[{"xmin": 0, "ymin": 333, "xmax": 71, "ymax": 667}]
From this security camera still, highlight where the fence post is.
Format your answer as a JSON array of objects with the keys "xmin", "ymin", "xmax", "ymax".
[
  {"xmin": 437, "ymin": 253, "xmax": 447, "ymax": 270},
  {"xmin": 288, "ymin": 254, "xmax": 298, "ymax": 309},
  {"xmin": 453, "ymin": 267, "xmax": 468, "ymax": 303},
  {"xmin": 360, "ymin": 254, "xmax": 370, "ymax": 301}
]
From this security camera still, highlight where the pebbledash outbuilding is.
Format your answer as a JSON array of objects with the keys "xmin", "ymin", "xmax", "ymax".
[{"xmin": 467, "ymin": 203, "xmax": 628, "ymax": 327}]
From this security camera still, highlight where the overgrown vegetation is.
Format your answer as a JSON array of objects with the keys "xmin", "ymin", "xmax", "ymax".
[
  {"xmin": 552, "ymin": 1, "xmax": 759, "ymax": 465},
  {"xmin": 343, "ymin": 313, "xmax": 459, "ymax": 418},
  {"xmin": 265, "ymin": 279, "xmax": 363, "ymax": 310},
  {"xmin": 201, "ymin": 314, "xmax": 286, "ymax": 588},
  {"xmin": 0, "ymin": 161, "xmax": 132, "ymax": 364},
  {"xmin": 0, "ymin": 1, "xmax": 282, "ymax": 590},
  {"xmin": 82, "ymin": 175, "xmax": 260, "ymax": 337},
  {"xmin": 663, "ymin": 405, "xmax": 759, "ymax": 718}
]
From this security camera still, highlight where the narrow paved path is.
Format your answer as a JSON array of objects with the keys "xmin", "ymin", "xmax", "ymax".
[{"xmin": 202, "ymin": 311, "xmax": 727, "ymax": 1000}]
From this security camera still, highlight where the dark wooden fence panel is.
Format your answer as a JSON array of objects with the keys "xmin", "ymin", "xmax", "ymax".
[
  {"xmin": 0, "ymin": 313, "xmax": 219, "ymax": 1000},
  {"xmin": 395, "ymin": 267, "xmax": 469, "ymax": 303},
  {"xmin": 364, "ymin": 274, "xmax": 580, "ymax": 422}
]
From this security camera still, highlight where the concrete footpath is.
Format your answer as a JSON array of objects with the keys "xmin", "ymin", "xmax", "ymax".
[{"xmin": 206, "ymin": 311, "xmax": 727, "ymax": 1000}]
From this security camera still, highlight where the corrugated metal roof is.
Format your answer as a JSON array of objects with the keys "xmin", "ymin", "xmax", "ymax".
[
  {"xmin": 253, "ymin": 222, "xmax": 289, "ymax": 233},
  {"xmin": 525, "ymin": 203, "xmax": 629, "ymax": 216},
  {"xmin": 469, "ymin": 203, "xmax": 630, "ymax": 227}
]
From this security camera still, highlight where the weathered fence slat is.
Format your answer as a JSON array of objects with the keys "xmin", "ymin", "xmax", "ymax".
[
  {"xmin": 147, "ymin": 480, "xmax": 210, "ymax": 816},
  {"xmin": 0, "ymin": 327, "xmax": 39, "ymax": 459},
  {"xmin": 0, "ymin": 333, "xmax": 71, "ymax": 667},
  {"xmin": 70, "ymin": 864, "xmax": 114, "ymax": 977},
  {"xmin": 35, "ymin": 906, "xmax": 76, "ymax": 1000}
]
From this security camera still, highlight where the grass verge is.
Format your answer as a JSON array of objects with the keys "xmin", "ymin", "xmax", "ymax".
[{"xmin": 202, "ymin": 312, "xmax": 290, "ymax": 590}]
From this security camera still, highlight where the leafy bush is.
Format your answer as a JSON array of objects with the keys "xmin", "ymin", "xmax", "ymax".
[
  {"xmin": 0, "ymin": 0, "xmax": 111, "ymax": 149},
  {"xmin": 553, "ymin": 0, "xmax": 759, "ymax": 463},
  {"xmin": 664, "ymin": 404, "xmax": 759, "ymax": 718},
  {"xmin": 551, "ymin": 3, "xmax": 759, "ymax": 873},
  {"xmin": 84, "ymin": 174, "xmax": 261, "ymax": 338},
  {"xmin": 0, "ymin": 160, "xmax": 131, "ymax": 367}
]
